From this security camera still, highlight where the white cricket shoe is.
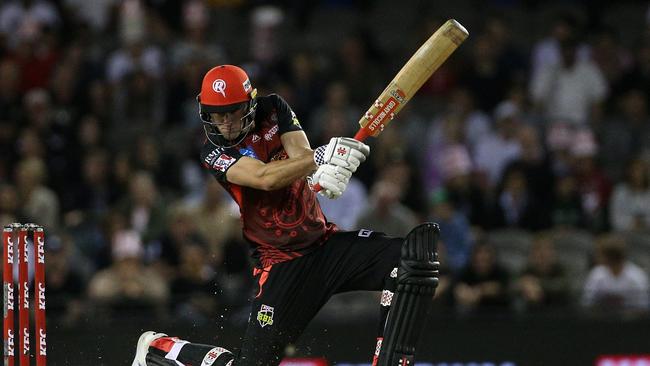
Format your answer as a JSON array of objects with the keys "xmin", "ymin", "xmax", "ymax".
[{"xmin": 131, "ymin": 331, "xmax": 167, "ymax": 366}]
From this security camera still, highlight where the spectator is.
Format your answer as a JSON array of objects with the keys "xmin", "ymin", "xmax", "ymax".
[
  {"xmin": 152, "ymin": 202, "xmax": 208, "ymax": 280},
  {"xmin": 14, "ymin": 157, "xmax": 59, "ymax": 230},
  {"xmin": 428, "ymin": 188, "xmax": 473, "ymax": 274},
  {"xmin": 490, "ymin": 165, "xmax": 548, "ymax": 231},
  {"xmin": 609, "ymin": 158, "xmax": 650, "ymax": 231},
  {"xmin": 308, "ymin": 81, "xmax": 360, "ymax": 144},
  {"xmin": 550, "ymin": 171, "xmax": 587, "ymax": 229},
  {"xmin": 356, "ymin": 178, "xmax": 418, "ymax": 237},
  {"xmin": 317, "ymin": 175, "xmax": 367, "ymax": 231},
  {"xmin": 473, "ymin": 100, "xmax": 522, "ymax": 188},
  {"xmin": 88, "ymin": 230, "xmax": 169, "ymax": 320},
  {"xmin": 170, "ymin": 242, "xmax": 219, "ymax": 324},
  {"xmin": 505, "ymin": 124, "xmax": 555, "ymax": 207},
  {"xmin": 530, "ymin": 36, "xmax": 608, "ymax": 125},
  {"xmin": 571, "ymin": 129, "xmax": 611, "ymax": 231},
  {"xmin": 44, "ymin": 233, "xmax": 88, "ymax": 326},
  {"xmin": 515, "ymin": 233, "xmax": 570, "ymax": 312},
  {"xmin": 597, "ymin": 89, "xmax": 650, "ymax": 181},
  {"xmin": 117, "ymin": 171, "xmax": 167, "ymax": 245},
  {"xmin": 453, "ymin": 242, "xmax": 511, "ymax": 315},
  {"xmin": 189, "ymin": 178, "xmax": 240, "ymax": 264},
  {"xmin": 0, "ymin": 183, "xmax": 20, "ymax": 227},
  {"xmin": 440, "ymin": 145, "xmax": 489, "ymax": 229},
  {"xmin": 582, "ymin": 234, "xmax": 649, "ymax": 313}
]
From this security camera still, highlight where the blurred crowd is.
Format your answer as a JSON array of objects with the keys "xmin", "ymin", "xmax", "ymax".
[{"xmin": 1, "ymin": 0, "xmax": 650, "ymax": 327}]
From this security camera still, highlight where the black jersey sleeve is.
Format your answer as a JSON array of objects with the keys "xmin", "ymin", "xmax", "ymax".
[
  {"xmin": 267, "ymin": 94, "xmax": 303, "ymax": 134},
  {"xmin": 200, "ymin": 142, "xmax": 244, "ymax": 182}
]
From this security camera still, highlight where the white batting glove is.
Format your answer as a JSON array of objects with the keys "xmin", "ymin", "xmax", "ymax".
[
  {"xmin": 312, "ymin": 164, "xmax": 352, "ymax": 199},
  {"xmin": 313, "ymin": 137, "xmax": 370, "ymax": 173}
]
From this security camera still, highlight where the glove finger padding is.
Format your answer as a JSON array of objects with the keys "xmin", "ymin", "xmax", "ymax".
[
  {"xmin": 314, "ymin": 137, "xmax": 370, "ymax": 173},
  {"xmin": 313, "ymin": 164, "xmax": 352, "ymax": 199}
]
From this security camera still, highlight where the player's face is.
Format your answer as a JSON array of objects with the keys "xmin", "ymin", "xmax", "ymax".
[{"xmin": 210, "ymin": 105, "xmax": 247, "ymax": 140}]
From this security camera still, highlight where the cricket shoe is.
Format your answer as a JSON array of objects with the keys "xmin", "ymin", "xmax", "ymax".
[{"xmin": 131, "ymin": 331, "xmax": 170, "ymax": 366}]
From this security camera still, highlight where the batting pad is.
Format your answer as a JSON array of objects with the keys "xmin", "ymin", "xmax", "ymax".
[{"xmin": 377, "ymin": 222, "xmax": 440, "ymax": 366}]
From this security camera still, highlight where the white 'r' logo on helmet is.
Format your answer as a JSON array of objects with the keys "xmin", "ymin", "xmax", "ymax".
[{"xmin": 212, "ymin": 79, "xmax": 226, "ymax": 97}]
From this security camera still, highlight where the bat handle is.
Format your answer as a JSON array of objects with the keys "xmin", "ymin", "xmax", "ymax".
[{"xmin": 311, "ymin": 128, "xmax": 369, "ymax": 193}]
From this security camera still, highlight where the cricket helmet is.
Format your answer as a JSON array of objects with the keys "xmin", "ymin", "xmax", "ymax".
[{"xmin": 198, "ymin": 65, "xmax": 258, "ymax": 147}]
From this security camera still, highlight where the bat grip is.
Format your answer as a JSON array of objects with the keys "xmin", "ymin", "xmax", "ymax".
[{"xmin": 311, "ymin": 128, "xmax": 369, "ymax": 193}]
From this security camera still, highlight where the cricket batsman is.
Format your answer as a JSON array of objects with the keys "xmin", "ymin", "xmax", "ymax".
[{"xmin": 131, "ymin": 65, "xmax": 440, "ymax": 366}]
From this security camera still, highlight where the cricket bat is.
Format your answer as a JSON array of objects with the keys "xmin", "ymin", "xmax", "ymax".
[{"xmin": 314, "ymin": 19, "xmax": 469, "ymax": 192}]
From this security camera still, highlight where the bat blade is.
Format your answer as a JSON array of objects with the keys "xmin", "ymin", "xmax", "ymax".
[
  {"xmin": 354, "ymin": 19, "xmax": 469, "ymax": 141},
  {"xmin": 313, "ymin": 20, "xmax": 468, "ymax": 193}
]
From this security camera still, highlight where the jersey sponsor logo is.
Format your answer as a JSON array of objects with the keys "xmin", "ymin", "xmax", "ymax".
[
  {"xmin": 257, "ymin": 304, "xmax": 274, "ymax": 327},
  {"xmin": 212, "ymin": 79, "xmax": 226, "ymax": 97},
  {"xmin": 264, "ymin": 125, "xmax": 279, "ymax": 141},
  {"xmin": 358, "ymin": 229, "xmax": 373, "ymax": 237},
  {"xmin": 213, "ymin": 154, "xmax": 236, "ymax": 172},
  {"xmin": 201, "ymin": 347, "xmax": 230, "ymax": 366},
  {"xmin": 291, "ymin": 110, "xmax": 301, "ymax": 127},
  {"xmin": 204, "ymin": 148, "xmax": 225, "ymax": 166},
  {"xmin": 243, "ymin": 78, "xmax": 252, "ymax": 93},
  {"xmin": 390, "ymin": 267, "xmax": 397, "ymax": 278},
  {"xmin": 239, "ymin": 146, "xmax": 258, "ymax": 159}
]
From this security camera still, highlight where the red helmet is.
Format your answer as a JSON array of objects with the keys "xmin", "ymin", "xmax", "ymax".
[{"xmin": 198, "ymin": 65, "xmax": 258, "ymax": 146}]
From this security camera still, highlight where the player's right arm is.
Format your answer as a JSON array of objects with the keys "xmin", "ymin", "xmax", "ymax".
[{"xmin": 227, "ymin": 153, "xmax": 316, "ymax": 191}]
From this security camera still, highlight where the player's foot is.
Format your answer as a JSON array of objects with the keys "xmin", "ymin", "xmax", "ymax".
[{"xmin": 131, "ymin": 331, "xmax": 167, "ymax": 366}]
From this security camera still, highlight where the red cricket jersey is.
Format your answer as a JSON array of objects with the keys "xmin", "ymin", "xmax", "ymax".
[{"xmin": 200, "ymin": 94, "xmax": 337, "ymax": 267}]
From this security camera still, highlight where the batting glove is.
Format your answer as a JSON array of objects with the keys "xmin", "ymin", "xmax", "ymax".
[
  {"xmin": 311, "ymin": 164, "xmax": 353, "ymax": 199},
  {"xmin": 313, "ymin": 137, "xmax": 370, "ymax": 173}
]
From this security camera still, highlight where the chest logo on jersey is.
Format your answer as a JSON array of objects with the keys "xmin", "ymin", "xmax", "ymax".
[
  {"xmin": 264, "ymin": 125, "xmax": 279, "ymax": 141},
  {"xmin": 239, "ymin": 146, "xmax": 258, "ymax": 159},
  {"xmin": 212, "ymin": 153, "xmax": 236, "ymax": 172},
  {"xmin": 251, "ymin": 134, "xmax": 261, "ymax": 143},
  {"xmin": 204, "ymin": 148, "xmax": 225, "ymax": 166},
  {"xmin": 257, "ymin": 304, "xmax": 274, "ymax": 327}
]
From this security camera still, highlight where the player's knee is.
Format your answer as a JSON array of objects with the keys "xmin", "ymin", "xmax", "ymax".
[{"xmin": 399, "ymin": 222, "xmax": 440, "ymax": 290}]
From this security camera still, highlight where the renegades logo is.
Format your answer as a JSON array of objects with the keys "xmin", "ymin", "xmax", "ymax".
[{"xmin": 257, "ymin": 304, "xmax": 274, "ymax": 327}]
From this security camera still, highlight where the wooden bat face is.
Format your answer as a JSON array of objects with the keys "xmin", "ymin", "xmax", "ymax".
[{"xmin": 354, "ymin": 19, "xmax": 469, "ymax": 141}]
